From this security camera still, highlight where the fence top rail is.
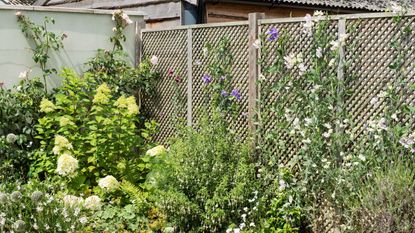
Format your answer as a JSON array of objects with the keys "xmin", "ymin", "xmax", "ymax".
[
  {"xmin": 259, "ymin": 10, "xmax": 415, "ymax": 24},
  {"xmin": 0, "ymin": 5, "xmax": 146, "ymax": 17},
  {"xmin": 141, "ymin": 20, "xmax": 249, "ymax": 33},
  {"xmin": 142, "ymin": 10, "xmax": 415, "ymax": 33}
]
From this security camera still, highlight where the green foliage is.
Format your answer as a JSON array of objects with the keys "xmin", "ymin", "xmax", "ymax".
[
  {"xmin": 31, "ymin": 69, "xmax": 156, "ymax": 194},
  {"xmin": 151, "ymin": 110, "xmax": 277, "ymax": 232},
  {"xmin": 17, "ymin": 14, "xmax": 65, "ymax": 91},
  {"xmin": 0, "ymin": 78, "xmax": 46, "ymax": 181},
  {"xmin": 261, "ymin": 169, "xmax": 302, "ymax": 233},
  {"xmin": 345, "ymin": 161, "xmax": 415, "ymax": 233}
]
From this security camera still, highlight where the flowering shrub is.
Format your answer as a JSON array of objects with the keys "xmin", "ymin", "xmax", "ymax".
[
  {"xmin": 150, "ymin": 110, "xmax": 284, "ymax": 232},
  {"xmin": 0, "ymin": 78, "xmax": 46, "ymax": 181},
  {"xmin": 31, "ymin": 69, "xmax": 156, "ymax": 195}
]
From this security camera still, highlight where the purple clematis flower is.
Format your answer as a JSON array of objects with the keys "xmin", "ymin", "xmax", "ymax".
[
  {"xmin": 221, "ymin": 90, "xmax": 228, "ymax": 97},
  {"xmin": 202, "ymin": 74, "xmax": 212, "ymax": 84},
  {"xmin": 231, "ymin": 89, "xmax": 241, "ymax": 101},
  {"xmin": 267, "ymin": 27, "xmax": 279, "ymax": 42}
]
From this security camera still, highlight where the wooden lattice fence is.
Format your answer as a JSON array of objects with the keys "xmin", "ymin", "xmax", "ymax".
[{"xmin": 141, "ymin": 11, "xmax": 415, "ymax": 154}]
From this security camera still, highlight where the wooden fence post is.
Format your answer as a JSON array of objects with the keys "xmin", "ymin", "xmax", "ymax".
[
  {"xmin": 135, "ymin": 17, "xmax": 146, "ymax": 67},
  {"xmin": 248, "ymin": 13, "xmax": 265, "ymax": 135},
  {"xmin": 187, "ymin": 28, "xmax": 193, "ymax": 126}
]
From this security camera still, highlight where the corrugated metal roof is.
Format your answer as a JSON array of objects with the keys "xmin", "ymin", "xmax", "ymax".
[
  {"xmin": 210, "ymin": 0, "xmax": 414, "ymax": 11},
  {"xmin": 1, "ymin": 0, "xmax": 37, "ymax": 5}
]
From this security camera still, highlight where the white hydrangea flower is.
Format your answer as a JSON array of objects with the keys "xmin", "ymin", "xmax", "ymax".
[
  {"xmin": 53, "ymin": 135, "xmax": 73, "ymax": 155},
  {"xmin": 84, "ymin": 195, "xmax": 101, "ymax": 210},
  {"xmin": 98, "ymin": 175, "xmax": 120, "ymax": 192},
  {"xmin": 56, "ymin": 153, "xmax": 78, "ymax": 176},
  {"xmin": 146, "ymin": 145, "xmax": 167, "ymax": 157},
  {"xmin": 63, "ymin": 195, "xmax": 83, "ymax": 207}
]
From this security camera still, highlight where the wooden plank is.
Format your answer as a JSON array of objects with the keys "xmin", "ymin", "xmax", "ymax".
[
  {"xmin": 187, "ymin": 28, "xmax": 193, "ymax": 126},
  {"xmin": 135, "ymin": 17, "xmax": 146, "ymax": 66},
  {"xmin": 248, "ymin": 12, "xmax": 264, "ymax": 134}
]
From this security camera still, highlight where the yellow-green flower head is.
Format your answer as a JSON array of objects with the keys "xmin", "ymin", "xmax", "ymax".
[
  {"xmin": 59, "ymin": 116, "xmax": 75, "ymax": 127},
  {"xmin": 98, "ymin": 175, "xmax": 119, "ymax": 192},
  {"xmin": 93, "ymin": 83, "xmax": 111, "ymax": 104},
  {"xmin": 39, "ymin": 98, "xmax": 56, "ymax": 113},
  {"xmin": 146, "ymin": 145, "xmax": 167, "ymax": 157},
  {"xmin": 53, "ymin": 135, "xmax": 73, "ymax": 155},
  {"xmin": 56, "ymin": 153, "xmax": 78, "ymax": 176},
  {"xmin": 114, "ymin": 95, "xmax": 139, "ymax": 115}
]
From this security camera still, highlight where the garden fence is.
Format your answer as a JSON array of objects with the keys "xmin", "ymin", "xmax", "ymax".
[{"xmin": 141, "ymin": 11, "xmax": 415, "ymax": 158}]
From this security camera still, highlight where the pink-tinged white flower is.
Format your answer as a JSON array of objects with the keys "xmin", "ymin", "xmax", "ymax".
[
  {"xmin": 377, "ymin": 117, "xmax": 387, "ymax": 130},
  {"xmin": 302, "ymin": 14, "xmax": 314, "ymax": 34},
  {"xmin": 15, "ymin": 11, "xmax": 22, "ymax": 17},
  {"xmin": 19, "ymin": 69, "xmax": 32, "ymax": 79},
  {"xmin": 252, "ymin": 39, "xmax": 261, "ymax": 49},
  {"xmin": 390, "ymin": 2, "xmax": 403, "ymax": 14},
  {"xmin": 298, "ymin": 63, "xmax": 306, "ymax": 75},
  {"xmin": 316, "ymin": 47, "xmax": 323, "ymax": 58},
  {"xmin": 150, "ymin": 55, "xmax": 158, "ymax": 65},
  {"xmin": 284, "ymin": 53, "xmax": 297, "ymax": 69},
  {"xmin": 313, "ymin": 10, "xmax": 325, "ymax": 21},
  {"xmin": 121, "ymin": 12, "xmax": 133, "ymax": 25}
]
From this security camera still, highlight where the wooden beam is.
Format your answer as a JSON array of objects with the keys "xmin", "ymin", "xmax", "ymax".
[{"xmin": 248, "ymin": 12, "xmax": 264, "ymax": 135}]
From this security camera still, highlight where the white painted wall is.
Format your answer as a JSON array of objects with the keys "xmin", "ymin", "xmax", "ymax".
[{"xmin": 0, "ymin": 6, "xmax": 144, "ymax": 89}]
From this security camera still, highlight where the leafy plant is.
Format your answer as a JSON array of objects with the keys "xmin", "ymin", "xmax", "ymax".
[{"xmin": 17, "ymin": 13, "xmax": 65, "ymax": 92}]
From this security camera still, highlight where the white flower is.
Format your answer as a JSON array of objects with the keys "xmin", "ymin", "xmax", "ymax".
[
  {"xmin": 146, "ymin": 145, "xmax": 167, "ymax": 157},
  {"xmin": 53, "ymin": 135, "xmax": 73, "ymax": 155},
  {"xmin": 98, "ymin": 175, "xmax": 120, "ymax": 192},
  {"xmin": 150, "ymin": 55, "xmax": 158, "ymax": 65},
  {"xmin": 6, "ymin": 133, "xmax": 17, "ymax": 144},
  {"xmin": 233, "ymin": 228, "xmax": 240, "ymax": 233},
  {"xmin": 313, "ymin": 10, "xmax": 324, "ymax": 21},
  {"xmin": 330, "ymin": 40, "xmax": 340, "ymax": 51},
  {"xmin": 202, "ymin": 47, "xmax": 209, "ymax": 57},
  {"xmin": 377, "ymin": 118, "xmax": 387, "ymax": 130},
  {"xmin": 112, "ymin": 27, "xmax": 117, "ymax": 32},
  {"xmin": 399, "ymin": 134, "xmax": 415, "ymax": 149},
  {"xmin": 293, "ymin": 117, "xmax": 301, "ymax": 130},
  {"xmin": 339, "ymin": 33, "xmax": 348, "ymax": 45},
  {"xmin": 323, "ymin": 131, "xmax": 332, "ymax": 138},
  {"xmin": 79, "ymin": 216, "xmax": 88, "ymax": 224},
  {"xmin": 279, "ymin": 179, "xmax": 286, "ymax": 191},
  {"xmin": 358, "ymin": 154, "xmax": 366, "ymax": 161},
  {"xmin": 302, "ymin": 14, "xmax": 314, "ymax": 34},
  {"xmin": 328, "ymin": 58, "xmax": 336, "ymax": 67},
  {"xmin": 250, "ymin": 222, "xmax": 255, "ymax": 227},
  {"xmin": 121, "ymin": 12, "xmax": 133, "ymax": 24},
  {"xmin": 84, "ymin": 196, "xmax": 101, "ymax": 210},
  {"xmin": 63, "ymin": 195, "xmax": 83, "ymax": 207},
  {"xmin": 304, "ymin": 118, "xmax": 313, "ymax": 126},
  {"xmin": 252, "ymin": 39, "xmax": 261, "ymax": 49},
  {"xmin": 15, "ymin": 11, "xmax": 22, "ymax": 17},
  {"xmin": 18, "ymin": 70, "xmax": 31, "ymax": 79},
  {"xmin": 284, "ymin": 53, "xmax": 297, "ymax": 69},
  {"xmin": 390, "ymin": 2, "xmax": 403, "ymax": 14},
  {"xmin": 298, "ymin": 63, "xmax": 306, "ymax": 75},
  {"xmin": 370, "ymin": 97, "xmax": 379, "ymax": 105},
  {"xmin": 57, "ymin": 153, "xmax": 78, "ymax": 176},
  {"xmin": 316, "ymin": 47, "xmax": 322, "ymax": 58}
]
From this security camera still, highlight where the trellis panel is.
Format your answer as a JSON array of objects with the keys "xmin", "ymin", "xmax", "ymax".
[
  {"xmin": 191, "ymin": 24, "xmax": 250, "ymax": 140},
  {"xmin": 141, "ymin": 29, "xmax": 188, "ymax": 144}
]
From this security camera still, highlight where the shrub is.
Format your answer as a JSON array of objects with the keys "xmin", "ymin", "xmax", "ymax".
[
  {"xmin": 344, "ymin": 161, "xmax": 415, "ymax": 233},
  {"xmin": 150, "ymin": 110, "xmax": 285, "ymax": 232},
  {"xmin": 0, "ymin": 78, "xmax": 46, "ymax": 181},
  {"xmin": 31, "ymin": 69, "xmax": 157, "ymax": 194}
]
